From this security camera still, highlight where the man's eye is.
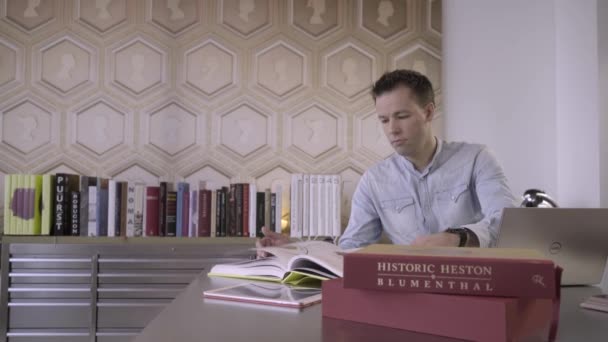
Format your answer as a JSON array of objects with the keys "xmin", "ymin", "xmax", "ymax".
[
  {"xmin": 397, "ymin": 115, "xmax": 410, "ymax": 119},
  {"xmin": 380, "ymin": 119, "xmax": 388, "ymax": 124}
]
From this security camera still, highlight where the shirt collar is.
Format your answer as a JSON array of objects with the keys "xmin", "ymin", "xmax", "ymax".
[{"xmin": 398, "ymin": 137, "xmax": 443, "ymax": 177}]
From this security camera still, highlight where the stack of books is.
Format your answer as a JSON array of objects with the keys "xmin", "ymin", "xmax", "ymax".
[{"xmin": 323, "ymin": 245, "xmax": 562, "ymax": 342}]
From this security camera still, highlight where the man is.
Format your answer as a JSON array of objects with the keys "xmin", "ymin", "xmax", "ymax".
[{"xmin": 260, "ymin": 69, "xmax": 517, "ymax": 250}]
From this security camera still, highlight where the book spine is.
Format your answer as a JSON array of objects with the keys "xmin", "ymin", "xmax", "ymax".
[
  {"xmin": 220, "ymin": 188, "xmax": 227, "ymax": 237},
  {"xmin": 134, "ymin": 184, "xmax": 144, "ymax": 237},
  {"xmin": 256, "ymin": 192, "xmax": 265, "ymax": 237},
  {"xmin": 332, "ymin": 175, "xmax": 341, "ymax": 237},
  {"xmin": 41, "ymin": 175, "xmax": 54, "ymax": 236},
  {"xmin": 54, "ymin": 174, "xmax": 68, "ymax": 236},
  {"xmin": 126, "ymin": 183, "xmax": 136, "ymax": 237},
  {"xmin": 176, "ymin": 182, "xmax": 185, "ymax": 237},
  {"xmin": 183, "ymin": 187, "xmax": 190, "ymax": 237},
  {"xmin": 270, "ymin": 192, "xmax": 276, "ymax": 234},
  {"xmin": 215, "ymin": 190, "xmax": 221, "ymax": 237},
  {"xmin": 158, "ymin": 182, "xmax": 167, "ymax": 236},
  {"xmin": 228, "ymin": 184, "xmax": 236, "ymax": 236},
  {"xmin": 79, "ymin": 176, "xmax": 88, "ymax": 236},
  {"xmin": 342, "ymin": 254, "xmax": 557, "ymax": 298},
  {"xmin": 32, "ymin": 175, "xmax": 42, "ymax": 235},
  {"xmin": 318, "ymin": 175, "xmax": 325, "ymax": 236},
  {"xmin": 145, "ymin": 187, "xmax": 160, "ymax": 236},
  {"xmin": 4, "ymin": 174, "xmax": 11, "ymax": 235},
  {"xmin": 97, "ymin": 178, "xmax": 109, "ymax": 237},
  {"xmin": 88, "ymin": 180, "xmax": 97, "ymax": 236},
  {"xmin": 108, "ymin": 180, "xmax": 116, "ymax": 237},
  {"xmin": 249, "ymin": 183, "xmax": 257, "ymax": 238},
  {"xmin": 70, "ymin": 191, "xmax": 80, "ymax": 236},
  {"xmin": 190, "ymin": 190, "xmax": 198, "ymax": 237},
  {"xmin": 210, "ymin": 189, "xmax": 216, "ymax": 237},
  {"xmin": 235, "ymin": 184, "xmax": 243, "ymax": 237},
  {"xmin": 166, "ymin": 191, "xmax": 177, "ymax": 237},
  {"xmin": 242, "ymin": 184, "xmax": 249, "ymax": 237},
  {"xmin": 275, "ymin": 185, "xmax": 282, "ymax": 233},
  {"xmin": 198, "ymin": 189, "xmax": 211, "ymax": 237},
  {"xmin": 303, "ymin": 174, "xmax": 310, "ymax": 238},
  {"xmin": 264, "ymin": 188, "xmax": 271, "ymax": 232},
  {"xmin": 119, "ymin": 182, "xmax": 128, "ymax": 237}
]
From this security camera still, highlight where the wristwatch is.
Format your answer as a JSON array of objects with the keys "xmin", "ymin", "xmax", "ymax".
[{"xmin": 445, "ymin": 227, "xmax": 470, "ymax": 247}]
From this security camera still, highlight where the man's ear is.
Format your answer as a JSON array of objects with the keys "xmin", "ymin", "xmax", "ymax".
[{"xmin": 424, "ymin": 102, "xmax": 436, "ymax": 122}]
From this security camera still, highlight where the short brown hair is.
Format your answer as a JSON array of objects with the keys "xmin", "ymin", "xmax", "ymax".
[{"xmin": 371, "ymin": 69, "xmax": 435, "ymax": 106}]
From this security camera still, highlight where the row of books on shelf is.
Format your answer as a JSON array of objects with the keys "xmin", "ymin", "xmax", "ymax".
[
  {"xmin": 209, "ymin": 242, "xmax": 563, "ymax": 341},
  {"xmin": 289, "ymin": 174, "xmax": 342, "ymax": 238},
  {"xmin": 2, "ymin": 173, "xmax": 284, "ymax": 237}
]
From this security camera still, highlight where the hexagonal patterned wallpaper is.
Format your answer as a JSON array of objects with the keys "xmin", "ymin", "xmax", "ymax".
[{"xmin": 0, "ymin": 0, "xmax": 442, "ymax": 233}]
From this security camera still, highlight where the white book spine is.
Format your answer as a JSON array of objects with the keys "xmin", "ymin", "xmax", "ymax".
[
  {"xmin": 126, "ymin": 183, "xmax": 136, "ymax": 237},
  {"xmin": 318, "ymin": 175, "xmax": 325, "ymax": 237},
  {"xmin": 325, "ymin": 175, "xmax": 333, "ymax": 237},
  {"xmin": 275, "ymin": 184, "xmax": 282, "ymax": 233},
  {"xmin": 290, "ymin": 175, "xmax": 297, "ymax": 238},
  {"xmin": 250, "ymin": 183, "xmax": 257, "ymax": 238},
  {"xmin": 296, "ymin": 174, "xmax": 303, "ymax": 239},
  {"xmin": 309, "ymin": 174, "xmax": 318, "ymax": 238},
  {"xmin": 303, "ymin": 174, "xmax": 310, "ymax": 238},
  {"xmin": 107, "ymin": 180, "xmax": 116, "ymax": 237},
  {"xmin": 333, "ymin": 175, "xmax": 341, "ymax": 237}
]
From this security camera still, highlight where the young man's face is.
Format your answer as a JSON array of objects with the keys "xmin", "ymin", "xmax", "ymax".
[{"xmin": 375, "ymin": 86, "xmax": 434, "ymax": 157}]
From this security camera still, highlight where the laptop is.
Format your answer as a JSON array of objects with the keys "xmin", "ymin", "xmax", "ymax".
[{"xmin": 496, "ymin": 208, "xmax": 608, "ymax": 285}]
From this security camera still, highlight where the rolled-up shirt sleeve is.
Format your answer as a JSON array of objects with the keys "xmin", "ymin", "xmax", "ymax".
[
  {"xmin": 338, "ymin": 172, "xmax": 382, "ymax": 249},
  {"xmin": 463, "ymin": 147, "xmax": 518, "ymax": 247}
]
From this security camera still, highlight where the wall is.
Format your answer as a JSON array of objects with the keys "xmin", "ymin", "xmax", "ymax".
[
  {"xmin": 443, "ymin": 0, "xmax": 605, "ymax": 208},
  {"xmin": 0, "ymin": 0, "xmax": 443, "ymax": 233}
]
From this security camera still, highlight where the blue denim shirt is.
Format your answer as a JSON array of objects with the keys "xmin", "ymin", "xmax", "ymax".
[{"xmin": 338, "ymin": 139, "xmax": 517, "ymax": 249}]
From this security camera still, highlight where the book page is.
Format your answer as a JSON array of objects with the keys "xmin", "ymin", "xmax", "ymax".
[{"xmin": 260, "ymin": 240, "xmax": 344, "ymax": 277}]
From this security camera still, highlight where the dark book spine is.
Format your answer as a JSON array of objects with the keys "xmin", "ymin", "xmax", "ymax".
[
  {"xmin": 70, "ymin": 191, "xmax": 80, "ymax": 236},
  {"xmin": 115, "ymin": 182, "xmax": 122, "ymax": 237},
  {"xmin": 198, "ymin": 190, "xmax": 211, "ymax": 237},
  {"xmin": 235, "ymin": 184, "xmax": 243, "ymax": 237},
  {"xmin": 342, "ymin": 253, "xmax": 558, "ymax": 298},
  {"xmin": 242, "ymin": 183, "xmax": 249, "ymax": 237},
  {"xmin": 79, "ymin": 176, "xmax": 88, "ymax": 236},
  {"xmin": 215, "ymin": 190, "xmax": 222, "ymax": 237},
  {"xmin": 120, "ymin": 182, "xmax": 128, "ymax": 237},
  {"xmin": 227, "ymin": 184, "xmax": 236, "ymax": 236},
  {"xmin": 220, "ymin": 188, "xmax": 227, "ymax": 237},
  {"xmin": 270, "ymin": 192, "xmax": 276, "ymax": 234},
  {"xmin": 159, "ymin": 182, "xmax": 167, "ymax": 236},
  {"xmin": 166, "ymin": 191, "xmax": 177, "ymax": 237},
  {"xmin": 256, "ymin": 192, "xmax": 265, "ymax": 237},
  {"xmin": 145, "ymin": 187, "xmax": 160, "ymax": 236},
  {"xmin": 182, "ymin": 188, "xmax": 190, "ymax": 237},
  {"xmin": 53, "ymin": 174, "xmax": 67, "ymax": 236},
  {"xmin": 98, "ymin": 179, "xmax": 109, "ymax": 237}
]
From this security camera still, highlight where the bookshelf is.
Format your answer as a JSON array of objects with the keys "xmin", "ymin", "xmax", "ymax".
[{"xmin": 0, "ymin": 236, "xmax": 255, "ymax": 342}]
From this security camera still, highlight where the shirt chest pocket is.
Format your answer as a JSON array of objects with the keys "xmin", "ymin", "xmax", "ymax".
[
  {"xmin": 379, "ymin": 196, "xmax": 417, "ymax": 231},
  {"xmin": 435, "ymin": 182, "xmax": 475, "ymax": 225}
]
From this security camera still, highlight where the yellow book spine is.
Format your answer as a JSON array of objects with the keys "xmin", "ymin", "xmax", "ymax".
[
  {"xmin": 33, "ymin": 175, "xmax": 42, "ymax": 235},
  {"xmin": 3, "ymin": 174, "xmax": 10, "ymax": 235},
  {"xmin": 26, "ymin": 174, "xmax": 32, "ymax": 235},
  {"xmin": 41, "ymin": 174, "xmax": 52, "ymax": 235},
  {"xmin": 17, "ymin": 174, "xmax": 25, "ymax": 235}
]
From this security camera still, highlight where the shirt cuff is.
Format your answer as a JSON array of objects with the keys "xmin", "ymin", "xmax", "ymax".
[{"xmin": 462, "ymin": 222, "xmax": 492, "ymax": 248}]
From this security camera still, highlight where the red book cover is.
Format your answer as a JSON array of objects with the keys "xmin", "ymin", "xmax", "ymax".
[
  {"xmin": 183, "ymin": 190, "xmax": 189, "ymax": 237},
  {"xmin": 198, "ymin": 189, "xmax": 211, "ymax": 237},
  {"xmin": 145, "ymin": 187, "xmax": 160, "ymax": 236},
  {"xmin": 242, "ymin": 183, "xmax": 249, "ymax": 237},
  {"xmin": 322, "ymin": 278, "xmax": 558, "ymax": 342},
  {"xmin": 343, "ymin": 245, "xmax": 557, "ymax": 298}
]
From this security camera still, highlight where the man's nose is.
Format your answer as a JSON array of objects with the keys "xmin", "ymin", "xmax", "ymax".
[{"xmin": 388, "ymin": 118, "xmax": 400, "ymax": 134}]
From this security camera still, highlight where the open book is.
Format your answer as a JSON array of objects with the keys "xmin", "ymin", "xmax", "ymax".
[{"xmin": 208, "ymin": 241, "xmax": 345, "ymax": 286}]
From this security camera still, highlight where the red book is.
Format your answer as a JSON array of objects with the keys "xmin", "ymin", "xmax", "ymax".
[
  {"xmin": 322, "ymin": 278, "xmax": 559, "ymax": 342},
  {"xmin": 343, "ymin": 245, "xmax": 558, "ymax": 298},
  {"xmin": 198, "ymin": 190, "xmax": 211, "ymax": 237},
  {"xmin": 145, "ymin": 187, "xmax": 160, "ymax": 236}
]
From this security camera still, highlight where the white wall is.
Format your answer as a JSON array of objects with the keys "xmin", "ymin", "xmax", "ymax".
[{"xmin": 443, "ymin": 0, "xmax": 604, "ymax": 208}]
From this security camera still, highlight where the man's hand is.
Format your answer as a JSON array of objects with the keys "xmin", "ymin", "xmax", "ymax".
[
  {"xmin": 411, "ymin": 232, "xmax": 460, "ymax": 247},
  {"xmin": 255, "ymin": 226, "xmax": 291, "ymax": 258}
]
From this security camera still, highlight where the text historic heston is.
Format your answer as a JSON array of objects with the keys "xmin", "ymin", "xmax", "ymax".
[{"xmin": 376, "ymin": 261, "xmax": 495, "ymax": 293}]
